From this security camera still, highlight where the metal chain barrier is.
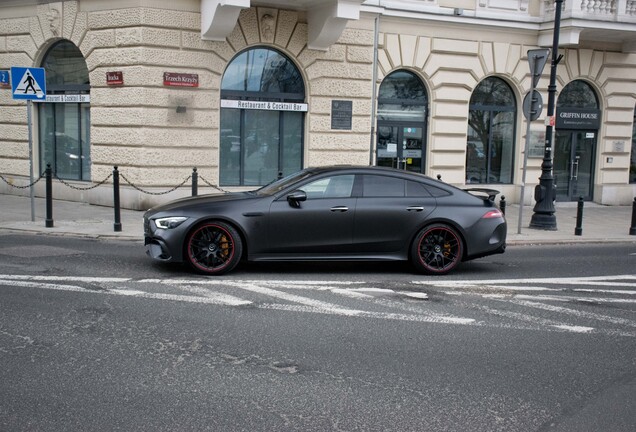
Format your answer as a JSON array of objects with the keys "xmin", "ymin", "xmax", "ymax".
[
  {"xmin": 198, "ymin": 175, "xmax": 229, "ymax": 193},
  {"xmin": 0, "ymin": 172, "xmax": 45, "ymax": 189},
  {"xmin": 120, "ymin": 173, "xmax": 192, "ymax": 196},
  {"xmin": 54, "ymin": 172, "xmax": 113, "ymax": 191}
]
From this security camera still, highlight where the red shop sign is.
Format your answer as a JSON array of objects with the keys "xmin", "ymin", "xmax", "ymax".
[
  {"xmin": 106, "ymin": 71, "xmax": 123, "ymax": 85},
  {"xmin": 163, "ymin": 72, "xmax": 199, "ymax": 88}
]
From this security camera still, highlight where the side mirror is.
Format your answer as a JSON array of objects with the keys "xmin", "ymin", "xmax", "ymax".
[{"xmin": 287, "ymin": 190, "xmax": 307, "ymax": 208}]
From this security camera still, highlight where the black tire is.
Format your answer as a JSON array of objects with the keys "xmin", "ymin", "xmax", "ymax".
[
  {"xmin": 185, "ymin": 221, "xmax": 242, "ymax": 275},
  {"xmin": 411, "ymin": 224, "xmax": 463, "ymax": 275}
]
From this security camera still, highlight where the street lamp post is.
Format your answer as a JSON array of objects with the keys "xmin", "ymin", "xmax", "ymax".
[{"xmin": 530, "ymin": 0, "xmax": 563, "ymax": 230}]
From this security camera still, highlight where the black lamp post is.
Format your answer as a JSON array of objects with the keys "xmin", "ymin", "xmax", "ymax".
[{"xmin": 530, "ymin": 0, "xmax": 563, "ymax": 230}]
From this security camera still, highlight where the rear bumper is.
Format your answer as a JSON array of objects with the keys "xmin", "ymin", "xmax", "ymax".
[{"xmin": 465, "ymin": 219, "xmax": 507, "ymax": 261}]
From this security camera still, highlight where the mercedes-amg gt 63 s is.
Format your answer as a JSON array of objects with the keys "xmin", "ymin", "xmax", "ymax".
[{"xmin": 144, "ymin": 166, "xmax": 506, "ymax": 275}]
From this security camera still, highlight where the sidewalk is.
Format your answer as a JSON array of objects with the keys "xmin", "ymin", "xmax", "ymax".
[{"xmin": 0, "ymin": 193, "xmax": 635, "ymax": 245}]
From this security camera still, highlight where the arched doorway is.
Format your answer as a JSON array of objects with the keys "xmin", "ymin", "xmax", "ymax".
[
  {"xmin": 220, "ymin": 47, "xmax": 305, "ymax": 186},
  {"xmin": 466, "ymin": 77, "xmax": 516, "ymax": 184},
  {"xmin": 38, "ymin": 40, "xmax": 90, "ymax": 180},
  {"xmin": 376, "ymin": 70, "xmax": 428, "ymax": 173},
  {"xmin": 554, "ymin": 80, "xmax": 600, "ymax": 201}
]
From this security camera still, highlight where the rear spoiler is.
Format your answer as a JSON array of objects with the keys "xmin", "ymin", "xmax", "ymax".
[{"xmin": 463, "ymin": 188, "xmax": 500, "ymax": 202}]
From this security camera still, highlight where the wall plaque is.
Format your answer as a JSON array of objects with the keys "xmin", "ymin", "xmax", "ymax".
[
  {"xmin": 106, "ymin": 71, "xmax": 123, "ymax": 85},
  {"xmin": 163, "ymin": 72, "xmax": 199, "ymax": 87},
  {"xmin": 331, "ymin": 100, "xmax": 352, "ymax": 130}
]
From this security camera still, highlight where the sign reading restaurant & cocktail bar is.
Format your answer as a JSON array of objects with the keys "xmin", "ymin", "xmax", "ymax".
[{"xmin": 555, "ymin": 108, "xmax": 601, "ymax": 130}]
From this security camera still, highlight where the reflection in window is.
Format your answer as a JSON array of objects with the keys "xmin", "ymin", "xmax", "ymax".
[
  {"xmin": 300, "ymin": 175, "xmax": 354, "ymax": 199},
  {"xmin": 38, "ymin": 40, "xmax": 90, "ymax": 181},
  {"xmin": 466, "ymin": 77, "xmax": 516, "ymax": 184},
  {"xmin": 377, "ymin": 70, "xmax": 427, "ymax": 122},
  {"xmin": 557, "ymin": 81, "xmax": 598, "ymax": 109},
  {"xmin": 220, "ymin": 47, "xmax": 304, "ymax": 186},
  {"xmin": 221, "ymin": 48, "xmax": 303, "ymax": 95}
]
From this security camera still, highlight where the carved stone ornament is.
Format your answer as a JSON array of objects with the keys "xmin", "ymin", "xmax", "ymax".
[
  {"xmin": 261, "ymin": 14, "xmax": 275, "ymax": 41},
  {"xmin": 46, "ymin": 8, "xmax": 61, "ymax": 36}
]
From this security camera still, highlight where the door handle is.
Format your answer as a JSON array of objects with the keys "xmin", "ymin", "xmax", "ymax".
[
  {"xmin": 330, "ymin": 206, "xmax": 348, "ymax": 212},
  {"xmin": 407, "ymin": 206, "xmax": 424, "ymax": 212},
  {"xmin": 571, "ymin": 160, "xmax": 579, "ymax": 180}
]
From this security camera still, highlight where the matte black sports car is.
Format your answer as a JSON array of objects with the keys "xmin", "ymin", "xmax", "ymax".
[{"xmin": 144, "ymin": 166, "xmax": 506, "ymax": 275}]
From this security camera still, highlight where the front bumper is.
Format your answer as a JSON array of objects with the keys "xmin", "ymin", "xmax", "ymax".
[{"xmin": 144, "ymin": 214, "xmax": 182, "ymax": 262}]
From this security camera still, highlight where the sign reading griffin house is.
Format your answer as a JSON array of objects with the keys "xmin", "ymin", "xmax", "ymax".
[
  {"xmin": 221, "ymin": 99, "xmax": 308, "ymax": 112},
  {"xmin": 556, "ymin": 108, "xmax": 601, "ymax": 130},
  {"xmin": 163, "ymin": 72, "xmax": 199, "ymax": 87}
]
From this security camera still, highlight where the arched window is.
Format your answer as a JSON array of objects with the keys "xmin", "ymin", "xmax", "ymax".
[
  {"xmin": 38, "ymin": 40, "xmax": 90, "ymax": 180},
  {"xmin": 554, "ymin": 80, "xmax": 601, "ymax": 201},
  {"xmin": 466, "ymin": 77, "xmax": 516, "ymax": 184},
  {"xmin": 220, "ymin": 47, "xmax": 305, "ymax": 186},
  {"xmin": 557, "ymin": 80, "xmax": 598, "ymax": 108},
  {"xmin": 376, "ymin": 70, "xmax": 428, "ymax": 173}
]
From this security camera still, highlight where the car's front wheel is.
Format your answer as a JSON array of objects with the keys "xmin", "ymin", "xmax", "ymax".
[
  {"xmin": 185, "ymin": 221, "xmax": 242, "ymax": 275},
  {"xmin": 411, "ymin": 224, "xmax": 463, "ymax": 275}
]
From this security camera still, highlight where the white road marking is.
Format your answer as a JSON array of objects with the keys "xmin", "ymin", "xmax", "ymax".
[
  {"xmin": 2, "ymin": 273, "xmax": 635, "ymax": 336},
  {"xmin": 413, "ymin": 274, "xmax": 636, "ymax": 286},
  {"xmin": 551, "ymin": 325, "xmax": 594, "ymax": 333},
  {"xmin": 225, "ymin": 281, "xmax": 364, "ymax": 316},
  {"xmin": 0, "ymin": 274, "xmax": 130, "ymax": 283},
  {"xmin": 173, "ymin": 285, "xmax": 253, "ymax": 306},
  {"xmin": 572, "ymin": 289, "xmax": 636, "ymax": 295},
  {"xmin": 511, "ymin": 300, "xmax": 636, "ymax": 328}
]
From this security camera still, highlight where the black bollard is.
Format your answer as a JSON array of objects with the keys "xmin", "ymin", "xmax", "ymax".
[
  {"xmin": 499, "ymin": 195, "xmax": 506, "ymax": 216},
  {"xmin": 45, "ymin": 164, "xmax": 54, "ymax": 228},
  {"xmin": 630, "ymin": 197, "xmax": 636, "ymax": 236},
  {"xmin": 437, "ymin": 174, "xmax": 442, "ymax": 181},
  {"xmin": 575, "ymin": 196, "xmax": 584, "ymax": 236},
  {"xmin": 113, "ymin": 166, "xmax": 122, "ymax": 232},
  {"xmin": 278, "ymin": 171, "xmax": 283, "ymax": 180},
  {"xmin": 192, "ymin": 167, "xmax": 198, "ymax": 197}
]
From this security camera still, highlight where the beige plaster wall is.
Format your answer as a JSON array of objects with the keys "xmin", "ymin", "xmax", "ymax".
[{"xmin": 1, "ymin": 0, "xmax": 635, "ymax": 207}]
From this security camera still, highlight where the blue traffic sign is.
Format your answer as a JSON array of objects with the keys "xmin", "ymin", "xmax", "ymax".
[{"xmin": 11, "ymin": 67, "xmax": 46, "ymax": 100}]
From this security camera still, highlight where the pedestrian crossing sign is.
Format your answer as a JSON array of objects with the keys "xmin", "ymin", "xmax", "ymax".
[{"xmin": 10, "ymin": 67, "xmax": 46, "ymax": 100}]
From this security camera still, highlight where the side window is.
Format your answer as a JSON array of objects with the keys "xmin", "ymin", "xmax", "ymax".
[
  {"xmin": 362, "ymin": 175, "xmax": 405, "ymax": 197},
  {"xmin": 299, "ymin": 175, "xmax": 355, "ymax": 199},
  {"xmin": 406, "ymin": 180, "xmax": 433, "ymax": 197},
  {"xmin": 424, "ymin": 184, "xmax": 451, "ymax": 197}
]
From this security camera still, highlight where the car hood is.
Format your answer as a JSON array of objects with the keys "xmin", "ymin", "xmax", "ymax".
[{"xmin": 145, "ymin": 192, "xmax": 256, "ymax": 215}]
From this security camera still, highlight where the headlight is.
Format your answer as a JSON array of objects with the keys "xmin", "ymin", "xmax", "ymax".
[{"xmin": 154, "ymin": 216, "xmax": 188, "ymax": 229}]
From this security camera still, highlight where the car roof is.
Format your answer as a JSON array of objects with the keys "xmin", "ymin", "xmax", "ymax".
[{"xmin": 306, "ymin": 165, "xmax": 433, "ymax": 179}]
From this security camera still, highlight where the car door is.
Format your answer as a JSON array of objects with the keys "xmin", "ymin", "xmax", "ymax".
[
  {"xmin": 352, "ymin": 174, "xmax": 436, "ymax": 254},
  {"xmin": 265, "ymin": 174, "xmax": 356, "ymax": 256}
]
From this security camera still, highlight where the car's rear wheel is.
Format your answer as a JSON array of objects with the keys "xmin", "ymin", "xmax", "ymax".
[
  {"xmin": 411, "ymin": 224, "xmax": 463, "ymax": 275},
  {"xmin": 185, "ymin": 221, "xmax": 242, "ymax": 275}
]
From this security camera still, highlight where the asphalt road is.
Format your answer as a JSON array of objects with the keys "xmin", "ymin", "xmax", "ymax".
[{"xmin": 0, "ymin": 234, "xmax": 635, "ymax": 431}]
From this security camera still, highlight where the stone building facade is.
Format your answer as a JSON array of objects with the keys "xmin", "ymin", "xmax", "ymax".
[{"xmin": 1, "ymin": 0, "xmax": 635, "ymax": 209}]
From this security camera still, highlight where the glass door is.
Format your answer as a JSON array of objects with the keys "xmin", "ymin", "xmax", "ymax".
[
  {"xmin": 554, "ymin": 130, "xmax": 596, "ymax": 201},
  {"xmin": 377, "ymin": 126, "xmax": 423, "ymax": 172}
]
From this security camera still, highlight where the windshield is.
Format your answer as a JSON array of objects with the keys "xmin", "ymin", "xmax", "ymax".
[{"xmin": 253, "ymin": 168, "xmax": 315, "ymax": 196}]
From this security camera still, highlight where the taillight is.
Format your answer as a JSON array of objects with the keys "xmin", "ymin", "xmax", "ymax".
[{"xmin": 482, "ymin": 209, "xmax": 503, "ymax": 219}]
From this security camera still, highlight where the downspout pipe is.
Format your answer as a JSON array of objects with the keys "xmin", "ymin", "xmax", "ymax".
[{"xmin": 369, "ymin": 14, "xmax": 380, "ymax": 165}]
